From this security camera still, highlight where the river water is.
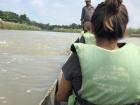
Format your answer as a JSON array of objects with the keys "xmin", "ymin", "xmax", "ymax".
[
  {"xmin": 0, "ymin": 30, "xmax": 79, "ymax": 105},
  {"xmin": 0, "ymin": 30, "xmax": 139, "ymax": 105}
]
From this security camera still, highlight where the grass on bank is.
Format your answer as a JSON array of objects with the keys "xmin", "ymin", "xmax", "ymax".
[
  {"xmin": 0, "ymin": 20, "xmax": 81, "ymax": 33},
  {"xmin": 0, "ymin": 20, "xmax": 41, "ymax": 31},
  {"xmin": 127, "ymin": 28, "xmax": 140, "ymax": 37},
  {"xmin": 0, "ymin": 20, "xmax": 140, "ymax": 37}
]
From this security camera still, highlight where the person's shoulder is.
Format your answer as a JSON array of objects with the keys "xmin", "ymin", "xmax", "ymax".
[
  {"xmin": 90, "ymin": 5, "xmax": 94, "ymax": 8},
  {"xmin": 127, "ymin": 43, "xmax": 139, "ymax": 47},
  {"xmin": 83, "ymin": 6, "xmax": 87, "ymax": 9},
  {"xmin": 126, "ymin": 43, "xmax": 140, "ymax": 51},
  {"xmin": 90, "ymin": 5, "xmax": 94, "ymax": 7},
  {"xmin": 72, "ymin": 43, "xmax": 96, "ymax": 51}
]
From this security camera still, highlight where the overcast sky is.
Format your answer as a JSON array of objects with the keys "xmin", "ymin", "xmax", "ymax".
[{"xmin": 0, "ymin": 0, "xmax": 139, "ymax": 28}]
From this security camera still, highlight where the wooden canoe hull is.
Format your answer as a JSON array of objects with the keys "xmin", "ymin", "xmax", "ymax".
[{"xmin": 39, "ymin": 80, "xmax": 58, "ymax": 105}]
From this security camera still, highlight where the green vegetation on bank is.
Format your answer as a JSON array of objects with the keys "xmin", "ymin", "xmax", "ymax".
[
  {"xmin": 0, "ymin": 10, "xmax": 140, "ymax": 35},
  {"xmin": 0, "ymin": 20, "xmax": 41, "ymax": 30},
  {"xmin": 0, "ymin": 10, "xmax": 81, "ymax": 32},
  {"xmin": 127, "ymin": 28, "xmax": 140, "ymax": 37}
]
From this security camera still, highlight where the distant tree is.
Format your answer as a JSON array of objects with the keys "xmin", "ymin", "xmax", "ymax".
[
  {"xmin": 30, "ymin": 21, "xmax": 38, "ymax": 26},
  {"xmin": 7, "ymin": 12, "xmax": 19, "ymax": 22},
  {"xmin": 0, "ymin": 11, "xmax": 19, "ymax": 22},
  {"xmin": 0, "ymin": 10, "xmax": 82, "ymax": 31},
  {"xmin": 70, "ymin": 23, "xmax": 76, "ymax": 29},
  {"xmin": 19, "ymin": 14, "xmax": 30, "ymax": 24},
  {"xmin": 0, "ymin": 10, "xmax": 2, "ymax": 16}
]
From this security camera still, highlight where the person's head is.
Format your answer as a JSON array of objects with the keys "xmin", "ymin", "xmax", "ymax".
[
  {"xmin": 91, "ymin": 0, "xmax": 129, "ymax": 41},
  {"xmin": 85, "ymin": 0, "xmax": 91, "ymax": 6},
  {"xmin": 83, "ymin": 21, "xmax": 92, "ymax": 33}
]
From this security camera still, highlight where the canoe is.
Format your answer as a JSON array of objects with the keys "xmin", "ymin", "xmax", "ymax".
[
  {"xmin": 39, "ymin": 71, "xmax": 63, "ymax": 105},
  {"xmin": 39, "ymin": 80, "xmax": 58, "ymax": 105}
]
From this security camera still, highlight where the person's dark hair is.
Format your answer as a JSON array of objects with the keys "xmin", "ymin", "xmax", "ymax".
[{"xmin": 91, "ymin": 0, "xmax": 129, "ymax": 40}]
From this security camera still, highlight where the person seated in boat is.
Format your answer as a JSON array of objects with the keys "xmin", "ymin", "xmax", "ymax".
[
  {"xmin": 83, "ymin": 21, "xmax": 92, "ymax": 33},
  {"xmin": 56, "ymin": 0, "xmax": 140, "ymax": 105},
  {"xmin": 75, "ymin": 20, "xmax": 95, "ymax": 44},
  {"xmin": 80, "ymin": 21, "xmax": 96, "ymax": 44}
]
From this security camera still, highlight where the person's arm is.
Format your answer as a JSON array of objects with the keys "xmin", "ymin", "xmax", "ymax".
[
  {"xmin": 56, "ymin": 50, "xmax": 82, "ymax": 103},
  {"xmin": 56, "ymin": 73, "xmax": 72, "ymax": 102}
]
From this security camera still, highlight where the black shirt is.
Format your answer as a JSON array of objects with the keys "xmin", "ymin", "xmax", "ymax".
[
  {"xmin": 62, "ymin": 36, "xmax": 85, "ymax": 91},
  {"xmin": 62, "ymin": 50, "xmax": 82, "ymax": 91}
]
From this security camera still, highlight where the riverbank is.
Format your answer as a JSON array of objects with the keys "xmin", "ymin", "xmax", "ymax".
[
  {"xmin": 52, "ymin": 27, "xmax": 81, "ymax": 33},
  {"xmin": 127, "ymin": 28, "xmax": 140, "ymax": 37},
  {"xmin": 0, "ymin": 20, "xmax": 140, "ymax": 35},
  {"xmin": 129, "ymin": 34, "xmax": 140, "ymax": 37},
  {"xmin": 0, "ymin": 20, "xmax": 41, "ymax": 31},
  {"xmin": 0, "ymin": 20, "xmax": 81, "ymax": 33}
]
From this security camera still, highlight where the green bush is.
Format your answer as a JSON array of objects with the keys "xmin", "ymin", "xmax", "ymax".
[{"xmin": 127, "ymin": 28, "xmax": 140, "ymax": 37}]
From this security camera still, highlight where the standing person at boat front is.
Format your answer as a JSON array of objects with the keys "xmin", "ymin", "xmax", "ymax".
[
  {"xmin": 56, "ymin": 0, "xmax": 140, "ymax": 105},
  {"xmin": 79, "ymin": 0, "xmax": 95, "ymax": 44},
  {"xmin": 81, "ymin": 0, "xmax": 94, "ymax": 29}
]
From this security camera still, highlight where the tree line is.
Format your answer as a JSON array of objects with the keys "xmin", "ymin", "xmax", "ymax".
[
  {"xmin": 0, "ymin": 10, "xmax": 140, "ymax": 35},
  {"xmin": 0, "ymin": 10, "xmax": 81, "ymax": 31}
]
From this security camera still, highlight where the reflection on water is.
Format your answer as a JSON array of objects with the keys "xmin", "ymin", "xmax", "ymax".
[
  {"xmin": 0, "ymin": 30, "xmax": 79, "ymax": 105},
  {"xmin": 0, "ymin": 30, "xmax": 140, "ymax": 105}
]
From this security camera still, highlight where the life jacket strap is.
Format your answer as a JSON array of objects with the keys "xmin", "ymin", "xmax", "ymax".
[{"xmin": 72, "ymin": 83, "xmax": 96, "ymax": 105}]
